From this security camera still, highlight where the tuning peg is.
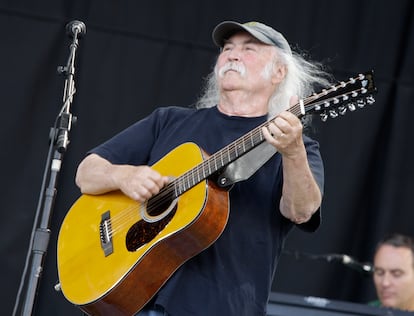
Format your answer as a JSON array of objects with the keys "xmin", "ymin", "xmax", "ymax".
[
  {"xmin": 366, "ymin": 95, "xmax": 375, "ymax": 104},
  {"xmin": 348, "ymin": 103, "xmax": 356, "ymax": 111},
  {"xmin": 357, "ymin": 99, "xmax": 366, "ymax": 108},
  {"xmin": 361, "ymin": 79, "xmax": 369, "ymax": 88},
  {"xmin": 329, "ymin": 110, "xmax": 338, "ymax": 118},
  {"xmin": 333, "ymin": 98, "xmax": 339, "ymax": 104},
  {"xmin": 320, "ymin": 113, "xmax": 328, "ymax": 122},
  {"xmin": 338, "ymin": 106, "xmax": 347, "ymax": 115},
  {"xmin": 324, "ymin": 101, "xmax": 330, "ymax": 108},
  {"xmin": 342, "ymin": 95, "xmax": 349, "ymax": 101},
  {"xmin": 314, "ymin": 104, "xmax": 322, "ymax": 111}
]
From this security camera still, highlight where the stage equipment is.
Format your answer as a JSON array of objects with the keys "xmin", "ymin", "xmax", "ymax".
[{"xmin": 12, "ymin": 20, "xmax": 86, "ymax": 316}]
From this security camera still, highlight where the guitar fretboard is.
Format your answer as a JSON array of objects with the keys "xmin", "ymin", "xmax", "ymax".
[{"xmin": 174, "ymin": 126, "xmax": 266, "ymax": 196}]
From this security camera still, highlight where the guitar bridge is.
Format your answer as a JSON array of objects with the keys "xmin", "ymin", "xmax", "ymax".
[{"xmin": 99, "ymin": 210, "xmax": 113, "ymax": 257}]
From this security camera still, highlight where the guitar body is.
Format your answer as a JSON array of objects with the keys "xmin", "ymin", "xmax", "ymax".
[{"xmin": 57, "ymin": 142, "xmax": 230, "ymax": 315}]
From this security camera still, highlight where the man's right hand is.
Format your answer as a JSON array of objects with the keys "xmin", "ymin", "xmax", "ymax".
[{"xmin": 75, "ymin": 153, "xmax": 169, "ymax": 202}]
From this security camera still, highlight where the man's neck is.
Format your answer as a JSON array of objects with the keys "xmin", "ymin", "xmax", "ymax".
[{"xmin": 218, "ymin": 90, "xmax": 269, "ymax": 117}]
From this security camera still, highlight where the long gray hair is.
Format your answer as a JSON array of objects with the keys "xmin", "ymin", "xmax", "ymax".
[{"xmin": 195, "ymin": 46, "xmax": 333, "ymax": 118}]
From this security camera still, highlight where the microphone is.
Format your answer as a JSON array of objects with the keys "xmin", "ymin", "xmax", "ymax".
[
  {"xmin": 66, "ymin": 20, "xmax": 86, "ymax": 38},
  {"xmin": 283, "ymin": 250, "xmax": 374, "ymax": 275},
  {"xmin": 327, "ymin": 254, "xmax": 374, "ymax": 275}
]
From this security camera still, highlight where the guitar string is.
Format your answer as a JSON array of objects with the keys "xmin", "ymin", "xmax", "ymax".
[
  {"xmin": 106, "ymin": 105, "xmax": 308, "ymax": 236},
  {"xmin": 108, "ymin": 86, "xmax": 367, "ymax": 237},
  {"xmin": 107, "ymin": 78, "xmax": 361, "ymax": 233},
  {"xmin": 106, "ymin": 77, "xmax": 367, "ymax": 236},
  {"xmin": 107, "ymin": 82, "xmax": 367, "ymax": 237}
]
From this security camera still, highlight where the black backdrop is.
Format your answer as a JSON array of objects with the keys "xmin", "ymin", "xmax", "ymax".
[{"xmin": 1, "ymin": 1, "xmax": 413, "ymax": 315}]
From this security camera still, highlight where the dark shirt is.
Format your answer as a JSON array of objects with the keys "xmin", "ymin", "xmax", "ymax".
[{"xmin": 90, "ymin": 105, "xmax": 324, "ymax": 316}]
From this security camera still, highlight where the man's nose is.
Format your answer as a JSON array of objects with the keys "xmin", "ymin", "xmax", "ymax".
[
  {"xmin": 380, "ymin": 273, "xmax": 392, "ymax": 286},
  {"xmin": 227, "ymin": 46, "xmax": 241, "ymax": 61}
]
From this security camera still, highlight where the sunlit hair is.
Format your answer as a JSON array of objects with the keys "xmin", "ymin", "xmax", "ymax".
[{"xmin": 195, "ymin": 45, "xmax": 333, "ymax": 119}]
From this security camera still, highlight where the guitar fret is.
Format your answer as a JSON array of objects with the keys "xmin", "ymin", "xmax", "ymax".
[
  {"xmin": 185, "ymin": 176, "xmax": 190, "ymax": 190},
  {"xmin": 236, "ymin": 144, "xmax": 242, "ymax": 156},
  {"xmin": 180, "ymin": 178, "xmax": 185, "ymax": 192},
  {"xmin": 185, "ymin": 173, "xmax": 190, "ymax": 190},
  {"xmin": 231, "ymin": 145, "xmax": 238, "ymax": 160},
  {"xmin": 187, "ymin": 173, "xmax": 191, "ymax": 190},
  {"xmin": 194, "ymin": 170, "xmax": 198, "ymax": 185},
  {"xmin": 181, "ymin": 178, "xmax": 186, "ymax": 192},
  {"xmin": 173, "ymin": 182, "xmax": 178, "ymax": 197},
  {"xmin": 250, "ymin": 131, "xmax": 255, "ymax": 146},
  {"xmin": 178, "ymin": 179, "xmax": 183, "ymax": 194},
  {"xmin": 196, "ymin": 167, "xmax": 200, "ymax": 183},
  {"xmin": 259, "ymin": 129, "xmax": 264, "ymax": 141},
  {"xmin": 200, "ymin": 165, "xmax": 205, "ymax": 178},
  {"xmin": 191, "ymin": 170, "xmax": 195, "ymax": 187}
]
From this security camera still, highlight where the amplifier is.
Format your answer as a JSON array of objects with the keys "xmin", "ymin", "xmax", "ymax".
[{"xmin": 267, "ymin": 292, "xmax": 413, "ymax": 316}]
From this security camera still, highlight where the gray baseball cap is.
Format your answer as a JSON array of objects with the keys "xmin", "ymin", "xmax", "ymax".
[{"xmin": 212, "ymin": 21, "xmax": 292, "ymax": 55}]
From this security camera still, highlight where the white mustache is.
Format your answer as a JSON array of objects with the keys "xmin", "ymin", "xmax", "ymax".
[{"xmin": 217, "ymin": 62, "xmax": 246, "ymax": 77}]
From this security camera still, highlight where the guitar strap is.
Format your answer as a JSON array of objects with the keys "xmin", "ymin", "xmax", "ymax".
[{"xmin": 217, "ymin": 141, "xmax": 277, "ymax": 187}]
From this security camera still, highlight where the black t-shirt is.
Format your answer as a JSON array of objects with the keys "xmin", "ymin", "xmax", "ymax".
[{"xmin": 90, "ymin": 105, "xmax": 324, "ymax": 316}]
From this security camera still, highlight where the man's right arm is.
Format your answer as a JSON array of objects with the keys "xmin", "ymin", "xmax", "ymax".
[{"xmin": 75, "ymin": 153, "xmax": 169, "ymax": 202}]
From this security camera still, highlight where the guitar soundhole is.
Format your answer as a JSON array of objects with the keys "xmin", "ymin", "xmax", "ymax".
[{"xmin": 125, "ymin": 202, "xmax": 177, "ymax": 251}]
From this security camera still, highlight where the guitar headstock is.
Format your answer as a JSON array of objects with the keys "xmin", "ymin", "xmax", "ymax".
[{"xmin": 302, "ymin": 70, "xmax": 377, "ymax": 122}]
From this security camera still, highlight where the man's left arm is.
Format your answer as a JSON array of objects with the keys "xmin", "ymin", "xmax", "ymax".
[
  {"xmin": 262, "ymin": 110, "xmax": 322, "ymax": 224},
  {"xmin": 279, "ymin": 144, "xmax": 322, "ymax": 223}
]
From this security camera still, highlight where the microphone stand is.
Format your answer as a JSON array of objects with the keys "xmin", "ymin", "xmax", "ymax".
[{"xmin": 13, "ymin": 20, "xmax": 86, "ymax": 316}]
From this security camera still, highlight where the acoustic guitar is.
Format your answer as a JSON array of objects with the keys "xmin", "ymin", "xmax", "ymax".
[{"xmin": 57, "ymin": 71, "xmax": 376, "ymax": 315}]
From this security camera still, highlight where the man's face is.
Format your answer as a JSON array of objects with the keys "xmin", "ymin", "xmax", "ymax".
[
  {"xmin": 215, "ymin": 32, "xmax": 283, "ymax": 96},
  {"xmin": 373, "ymin": 244, "xmax": 414, "ymax": 311}
]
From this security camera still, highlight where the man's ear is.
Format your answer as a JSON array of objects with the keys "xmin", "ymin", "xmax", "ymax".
[{"xmin": 272, "ymin": 63, "xmax": 287, "ymax": 85}]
